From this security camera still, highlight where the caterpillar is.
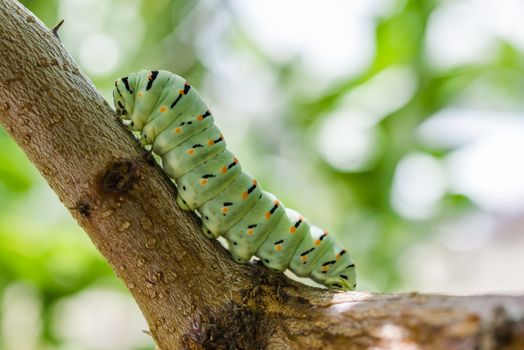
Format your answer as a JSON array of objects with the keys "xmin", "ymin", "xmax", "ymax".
[{"xmin": 113, "ymin": 70, "xmax": 356, "ymax": 291}]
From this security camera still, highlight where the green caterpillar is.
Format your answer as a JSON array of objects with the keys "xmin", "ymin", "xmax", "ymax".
[{"xmin": 113, "ymin": 70, "xmax": 356, "ymax": 290}]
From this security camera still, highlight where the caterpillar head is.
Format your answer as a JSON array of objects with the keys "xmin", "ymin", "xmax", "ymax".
[
  {"xmin": 113, "ymin": 76, "xmax": 148, "ymax": 132},
  {"xmin": 113, "ymin": 78, "xmax": 132, "ymax": 117}
]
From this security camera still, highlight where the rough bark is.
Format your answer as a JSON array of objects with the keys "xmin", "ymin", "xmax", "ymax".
[{"xmin": 1, "ymin": 1, "xmax": 524, "ymax": 349}]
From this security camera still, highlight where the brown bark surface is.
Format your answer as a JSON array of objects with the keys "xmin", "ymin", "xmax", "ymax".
[{"xmin": 1, "ymin": 1, "xmax": 523, "ymax": 349}]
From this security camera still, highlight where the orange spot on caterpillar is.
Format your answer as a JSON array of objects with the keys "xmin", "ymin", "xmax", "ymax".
[
  {"xmin": 315, "ymin": 240, "xmax": 321, "ymax": 246},
  {"xmin": 322, "ymin": 265, "xmax": 330, "ymax": 272},
  {"xmin": 179, "ymin": 89, "xmax": 184, "ymax": 95},
  {"xmin": 234, "ymin": 158, "xmax": 239, "ymax": 163},
  {"xmin": 252, "ymin": 180, "xmax": 258, "ymax": 185},
  {"xmin": 200, "ymin": 179, "xmax": 208, "ymax": 186},
  {"xmin": 301, "ymin": 255, "xmax": 308, "ymax": 263},
  {"xmin": 221, "ymin": 166, "xmax": 227, "ymax": 174},
  {"xmin": 137, "ymin": 92, "xmax": 144, "ymax": 97},
  {"xmin": 247, "ymin": 228, "xmax": 254, "ymax": 235},
  {"xmin": 265, "ymin": 212, "xmax": 271, "ymax": 220},
  {"xmin": 221, "ymin": 207, "xmax": 229, "ymax": 214},
  {"xmin": 187, "ymin": 149, "xmax": 195, "ymax": 155},
  {"xmin": 159, "ymin": 106, "xmax": 167, "ymax": 113},
  {"xmin": 275, "ymin": 245, "xmax": 282, "ymax": 251},
  {"xmin": 208, "ymin": 139, "xmax": 214, "ymax": 145},
  {"xmin": 274, "ymin": 200, "xmax": 280, "ymax": 205},
  {"xmin": 197, "ymin": 115, "xmax": 203, "ymax": 121},
  {"xmin": 242, "ymin": 192, "xmax": 248, "ymax": 199},
  {"xmin": 175, "ymin": 127, "xmax": 182, "ymax": 134},
  {"xmin": 290, "ymin": 226, "xmax": 296, "ymax": 234}
]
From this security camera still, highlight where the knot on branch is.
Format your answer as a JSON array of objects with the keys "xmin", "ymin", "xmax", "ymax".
[
  {"xmin": 181, "ymin": 265, "xmax": 315, "ymax": 350},
  {"xmin": 99, "ymin": 159, "xmax": 138, "ymax": 193},
  {"xmin": 183, "ymin": 303, "xmax": 269, "ymax": 350}
]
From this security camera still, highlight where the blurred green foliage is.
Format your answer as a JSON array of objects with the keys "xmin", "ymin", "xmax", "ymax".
[{"xmin": 2, "ymin": 0, "xmax": 524, "ymax": 348}]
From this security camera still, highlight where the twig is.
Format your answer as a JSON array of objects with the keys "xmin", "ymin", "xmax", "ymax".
[{"xmin": 51, "ymin": 19, "xmax": 64, "ymax": 39}]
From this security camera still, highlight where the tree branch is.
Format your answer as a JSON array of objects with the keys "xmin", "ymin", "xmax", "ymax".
[{"xmin": 1, "ymin": 1, "xmax": 523, "ymax": 349}]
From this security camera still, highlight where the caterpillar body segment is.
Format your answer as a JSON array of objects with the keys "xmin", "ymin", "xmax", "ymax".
[
  {"xmin": 199, "ymin": 172, "xmax": 262, "ymax": 236},
  {"xmin": 151, "ymin": 105, "xmax": 214, "ymax": 156},
  {"xmin": 161, "ymin": 125, "xmax": 226, "ymax": 179},
  {"xmin": 224, "ymin": 191, "xmax": 285, "ymax": 263},
  {"xmin": 176, "ymin": 149, "xmax": 241, "ymax": 210},
  {"xmin": 113, "ymin": 69, "xmax": 357, "ymax": 291},
  {"xmin": 255, "ymin": 209, "xmax": 308, "ymax": 272}
]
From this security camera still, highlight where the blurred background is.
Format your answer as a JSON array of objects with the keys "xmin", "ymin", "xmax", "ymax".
[{"xmin": 2, "ymin": 0, "xmax": 524, "ymax": 348}]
